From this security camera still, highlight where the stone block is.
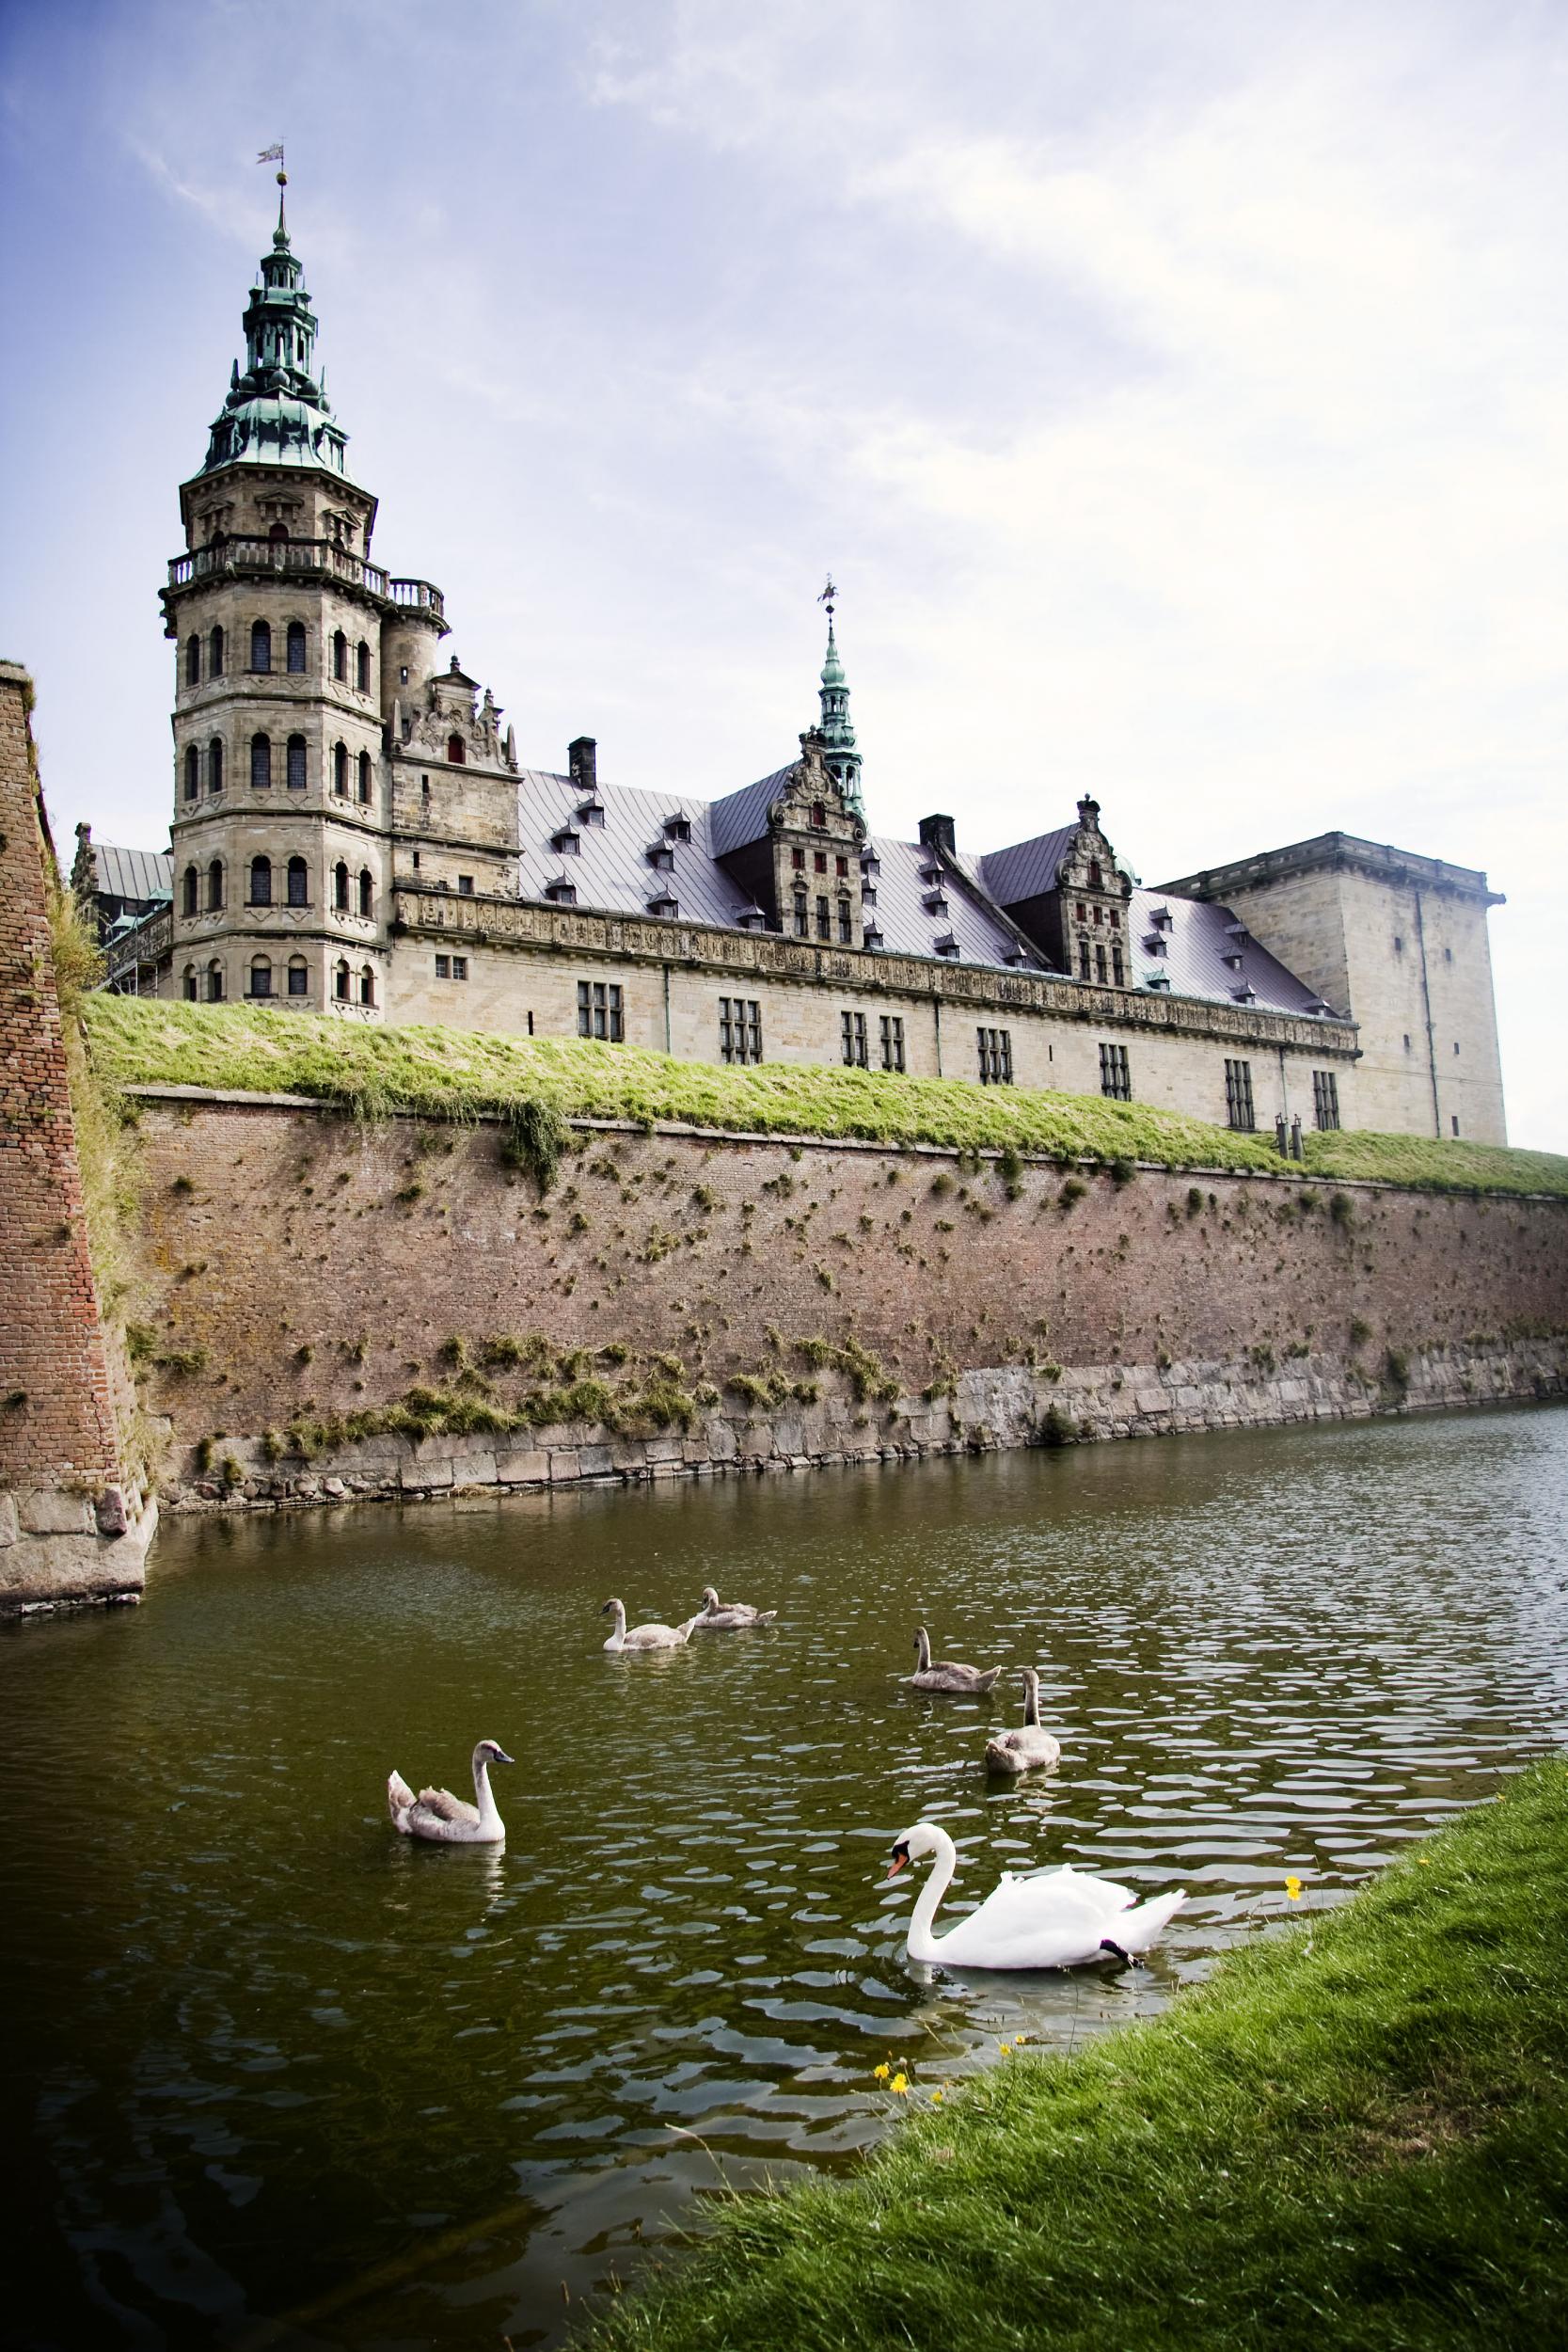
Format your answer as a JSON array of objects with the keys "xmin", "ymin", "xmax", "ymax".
[
  {"xmin": 578, "ymin": 1445, "xmax": 614, "ymax": 1477},
  {"xmin": 94, "ymin": 1486, "xmax": 130, "ymax": 1537},
  {"xmin": 401, "ymin": 1458, "xmax": 455, "ymax": 1492},
  {"xmin": 0, "ymin": 1494, "xmax": 16, "ymax": 1547},
  {"xmin": 451, "ymin": 1453, "xmax": 499, "ymax": 1488},
  {"xmin": 20, "ymin": 1489, "xmax": 95, "ymax": 1536},
  {"xmin": 547, "ymin": 1450, "xmax": 580, "ymax": 1483}
]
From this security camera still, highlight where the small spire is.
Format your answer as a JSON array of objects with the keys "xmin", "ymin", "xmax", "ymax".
[
  {"xmin": 275, "ymin": 169, "xmax": 289, "ymax": 247},
  {"xmin": 812, "ymin": 576, "xmax": 862, "ymax": 817}
]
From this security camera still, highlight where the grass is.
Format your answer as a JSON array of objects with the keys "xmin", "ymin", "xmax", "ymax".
[
  {"xmin": 585, "ymin": 1758, "xmax": 1568, "ymax": 2352},
  {"xmin": 83, "ymin": 996, "xmax": 1568, "ymax": 1196}
]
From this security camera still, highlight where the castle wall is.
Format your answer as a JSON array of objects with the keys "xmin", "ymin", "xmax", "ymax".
[
  {"xmin": 0, "ymin": 664, "xmax": 155, "ymax": 1608},
  {"xmin": 122, "ymin": 1089, "xmax": 1567, "ymax": 1518}
]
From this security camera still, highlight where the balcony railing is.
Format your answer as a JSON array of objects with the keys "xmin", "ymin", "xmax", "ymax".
[{"xmin": 166, "ymin": 537, "xmax": 443, "ymax": 620}]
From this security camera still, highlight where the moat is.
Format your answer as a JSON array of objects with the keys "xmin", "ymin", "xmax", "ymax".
[{"xmin": 7, "ymin": 1404, "xmax": 1567, "ymax": 2351}]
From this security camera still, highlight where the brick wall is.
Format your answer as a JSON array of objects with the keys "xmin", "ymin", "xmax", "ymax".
[{"xmin": 0, "ymin": 662, "xmax": 154, "ymax": 1606}]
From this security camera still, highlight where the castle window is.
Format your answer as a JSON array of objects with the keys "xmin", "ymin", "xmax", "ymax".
[
  {"xmin": 837, "ymin": 898, "xmax": 852, "ymax": 945},
  {"xmin": 841, "ymin": 1009, "xmax": 869, "ymax": 1068},
  {"xmin": 268, "ymin": 522, "xmax": 289, "ymax": 545},
  {"xmin": 1111, "ymin": 946, "xmax": 1124, "ymax": 985},
  {"xmin": 208, "ymin": 739, "xmax": 224, "ymax": 794},
  {"xmin": 816, "ymin": 895, "xmax": 831, "ymax": 940},
  {"xmin": 185, "ymin": 634, "xmax": 201, "ymax": 687},
  {"xmin": 1092, "ymin": 904, "xmax": 1102, "ymax": 925},
  {"xmin": 1312, "ymin": 1071, "xmax": 1340, "ymax": 1131},
  {"xmin": 1076, "ymin": 905, "xmax": 1086, "ymax": 924},
  {"xmin": 358, "ymin": 869, "xmax": 373, "ymax": 917},
  {"xmin": 182, "ymin": 866, "xmax": 198, "ymax": 917},
  {"xmin": 719, "ymin": 996, "xmax": 763, "ymax": 1065},
  {"xmin": 245, "ymin": 732, "xmax": 267, "ymax": 793},
  {"xmin": 184, "ymin": 745, "xmax": 199, "ymax": 801},
  {"xmin": 1078, "ymin": 942, "xmax": 1091, "ymax": 980},
  {"xmin": 182, "ymin": 964, "xmax": 198, "ymax": 1001},
  {"xmin": 793, "ymin": 888, "xmax": 808, "ymax": 938},
  {"xmin": 287, "ymin": 734, "xmax": 307, "ymax": 791},
  {"xmin": 792, "ymin": 847, "xmax": 806, "ymax": 870},
  {"xmin": 247, "ymin": 957, "xmax": 273, "ymax": 1000},
  {"xmin": 1403, "ymin": 1033, "xmax": 1412, "ymax": 1052},
  {"xmin": 578, "ymin": 800, "xmax": 606, "ymax": 827},
  {"xmin": 1393, "ymin": 935, "xmax": 1404, "ymax": 954},
  {"xmin": 934, "ymin": 932, "xmax": 959, "ymax": 959},
  {"xmin": 879, "ymin": 1014, "xmax": 905, "ymax": 1073},
  {"xmin": 835, "ymin": 855, "xmax": 848, "ymax": 878},
  {"xmin": 976, "ymin": 1027, "xmax": 1013, "ymax": 1086},
  {"xmin": 1444, "ymin": 946, "xmax": 1453, "ymax": 962},
  {"xmin": 1451, "ymin": 1115, "xmax": 1460, "ymax": 1136},
  {"xmin": 248, "ymin": 855, "xmax": 272, "ymax": 907},
  {"xmin": 1088, "ymin": 860, "xmax": 1103, "ymax": 888},
  {"xmin": 286, "ymin": 621, "xmax": 307, "ymax": 674},
  {"xmin": 458, "ymin": 875, "xmax": 474, "ymax": 896},
  {"xmin": 333, "ymin": 960, "xmax": 350, "ymax": 1002},
  {"xmin": 544, "ymin": 878, "xmax": 577, "ymax": 904},
  {"xmin": 435, "ymin": 954, "xmax": 450, "ymax": 978},
  {"xmin": 207, "ymin": 857, "xmax": 224, "ymax": 913},
  {"xmin": 810, "ymin": 803, "xmax": 826, "ymax": 829},
  {"xmin": 647, "ymin": 891, "xmax": 679, "ymax": 919},
  {"xmin": 1224, "ymin": 1057, "xmax": 1255, "ymax": 1130},
  {"xmin": 1109, "ymin": 910, "xmax": 1120, "ymax": 930},
  {"xmin": 250, "ymin": 620, "xmax": 271, "ymax": 673},
  {"xmin": 207, "ymin": 960, "xmax": 225, "ymax": 1003},
  {"xmin": 333, "ymin": 741, "xmax": 348, "ymax": 797},
  {"xmin": 208, "ymin": 624, "xmax": 225, "ymax": 676},
  {"xmin": 1453, "ymin": 1040, "xmax": 1461, "ymax": 1056},
  {"xmin": 357, "ymin": 751, "xmax": 372, "ymax": 803},
  {"xmin": 452, "ymin": 956, "xmax": 467, "ymax": 979},
  {"xmin": 333, "ymin": 861, "xmax": 349, "ymax": 912},
  {"xmin": 288, "ymin": 856, "xmax": 309, "ymax": 908},
  {"xmin": 554, "ymin": 827, "xmax": 582, "ymax": 855},
  {"xmin": 356, "ymin": 641, "xmax": 371, "ymax": 693},
  {"xmin": 578, "ymin": 980, "xmax": 624, "ymax": 1041},
  {"xmin": 815, "ymin": 850, "xmax": 828, "ymax": 874},
  {"xmin": 447, "ymin": 735, "xmax": 466, "ymax": 765},
  {"xmin": 1100, "ymin": 1041, "xmax": 1132, "ymax": 1101},
  {"xmin": 287, "ymin": 958, "xmax": 308, "ymax": 997},
  {"xmin": 863, "ymin": 920, "xmax": 883, "ymax": 950},
  {"xmin": 333, "ymin": 631, "xmax": 347, "ymax": 682},
  {"xmin": 358, "ymin": 966, "xmax": 375, "ymax": 1007},
  {"xmin": 645, "ymin": 842, "xmax": 673, "ymax": 870},
  {"xmin": 1095, "ymin": 944, "xmax": 1108, "ymax": 983}
]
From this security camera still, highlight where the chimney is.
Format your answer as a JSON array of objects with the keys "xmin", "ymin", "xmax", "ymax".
[
  {"xmin": 918, "ymin": 813, "xmax": 956, "ymax": 859},
  {"xmin": 568, "ymin": 736, "xmax": 596, "ymax": 794}
]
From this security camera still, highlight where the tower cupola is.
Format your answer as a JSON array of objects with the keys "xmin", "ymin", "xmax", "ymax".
[
  {"xmin": 815, "ymin": 577, "xmax": 863, "ymax": 818},
  {"xmin": 198, "ymin": 173, "xmax": 352, "ymax": 481}
]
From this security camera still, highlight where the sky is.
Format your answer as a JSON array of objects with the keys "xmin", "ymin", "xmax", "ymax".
[{"xmin": 2, "ymin": 0, "xmax": 1564, "ymax": 1149}]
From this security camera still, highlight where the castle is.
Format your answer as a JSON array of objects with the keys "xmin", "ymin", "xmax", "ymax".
[{"xmin": 87, "ymin": 183, "xmax": 1508, "ymax": 1148}]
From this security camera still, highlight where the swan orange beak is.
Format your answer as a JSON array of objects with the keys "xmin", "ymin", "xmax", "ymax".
[{"xmin": 887, "ymin": 1842, "xmax": 910, "ymax": 1879}]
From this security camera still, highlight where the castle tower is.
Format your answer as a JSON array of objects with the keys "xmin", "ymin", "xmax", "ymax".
[
  {"xmin": 815, "ymin": 580, "xmax": 863, "ymax": 818},
  {"xmin": 160, "ymin": 174, "xmax": 448, "ymax": 1019}
]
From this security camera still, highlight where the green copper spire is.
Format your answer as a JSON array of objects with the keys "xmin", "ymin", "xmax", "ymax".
[
  {"xmin": 198, "ymin": 173, "xmax": 352, "ymax": 479},
  {"xmin": 815, "ymin": 576, "xmax": 863, "ymax": 816}
]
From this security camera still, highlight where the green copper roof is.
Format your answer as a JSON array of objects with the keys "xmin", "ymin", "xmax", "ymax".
[
  {"xmin": 815, "ymin": 609, "xmax": 863, "ymax": 816},
  {"xmin": 197, "ymin": 183, "xmax": 353, "ymax": 480}
]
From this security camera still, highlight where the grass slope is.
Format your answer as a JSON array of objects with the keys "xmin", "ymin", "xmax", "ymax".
[
  {"xmin": 84, "ymin": 995, "xmax": 1568, "ymax": 1197},
  {"xmin": 586, "ymin": 1760, "xmax": 1568, "ymax": 2352}
]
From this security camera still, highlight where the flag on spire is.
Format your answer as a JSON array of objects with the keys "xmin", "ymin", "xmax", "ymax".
[{"xmin": 257, "ymin": 143, "xmax": 284, "ymax": 164}]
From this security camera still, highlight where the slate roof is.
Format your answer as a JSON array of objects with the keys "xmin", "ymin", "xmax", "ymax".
[
  {"xmin": 1126, "ymin": 889, "xmax": 1328, "ymax": 1014},
  {"xmin": 865, "ymin": 835, "xmax": 1041, "ymax": 968},
  {"xmin": 709, "ymin": 767, "xmax": 793, "ymax": 858},
  {"xmin": 515, "ymin": 771, "xmax": 760, "ymax": 929},
  {"xmin": 974, "ymin": 826, "xmax": 1077, "ymax": 909},
  {"xmin": 88, "ymin": 843, "xmax": 173, "ymax": 905}
]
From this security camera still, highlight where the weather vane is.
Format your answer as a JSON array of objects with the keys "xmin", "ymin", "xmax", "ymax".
[
  {"xmin": 258, "ymin": 141, "xmax": 286, "ymax": 185},
  {"xmin": 817, "ymin": 574, "xmax": 839, "ymax": 625}
]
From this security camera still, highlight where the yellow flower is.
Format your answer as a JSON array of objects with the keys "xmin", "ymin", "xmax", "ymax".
[
  {"xmin": 998, "ymin": 2041, "xmax": 1013, "ymax": 2056},
  {"xmin": 1285, "ymin": 1876, "xmax": 1303, "ymax": 1901},
  {"xmin": 873, "ymin": 2062, "xmax": 890, "ymax": 2082},
  {"xmin": 931, "ymin": 2090, "xmax": 944, "ymax": 2105},
  {"xmin": 890, "ymin": 2073, "xmax": 909, "ymax": 2095}
]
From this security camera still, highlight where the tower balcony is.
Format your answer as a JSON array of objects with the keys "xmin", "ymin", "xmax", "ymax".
[{"xmin": 165, "ymin": 537, "xmax": 445, "ymax": 627}]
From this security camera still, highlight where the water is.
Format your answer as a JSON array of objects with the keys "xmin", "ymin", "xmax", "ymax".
[{"xmin": 5, "ymin": 1405, "xmax": 1566, "ymax": 2350}]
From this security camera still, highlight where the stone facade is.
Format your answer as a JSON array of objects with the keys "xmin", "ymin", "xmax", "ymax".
[{"xmin": 0, "ymin": 664, "xmax": 156, "ymax": 1609}]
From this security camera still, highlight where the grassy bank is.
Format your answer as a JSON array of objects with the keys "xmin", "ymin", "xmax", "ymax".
[
  {"xmin": 587, "ymin": 1759, "xmax": 1568, "ymax": 2351},
  {"xmin": 84, "ymin": 996, "xmax": 1568, "ymax": 1197}
]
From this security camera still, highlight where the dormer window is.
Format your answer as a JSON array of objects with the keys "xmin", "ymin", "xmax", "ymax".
[
  {"xmin": 1231, "ymin": 983, "xmax": 1258, "ymax": 1004},
  {"xmin": 1143, "ymin": 934, "xmax": 1167, "ymax": 956},
  {"xmin": 919, "ymin": 865, "xmax": 942, "ymax": 887},
  {"xmin": 646, "ymin": 843, "xmax": 675, "ymax": 871},
  {"xmin": 1225, "ymin": 920, "xmax": 1250, "ymax": 945},
  {"xmin": 736, "ymin": 904, "xmax": 768, "ymax": 931},
  {"xmin": 1003, "ymin": 946, "xmax": 1030, "ymax": 969},
  {"xmin": 648, "ymin": 891, "xmax": 679, "ymax": 919},
  {"xmin": 923, "ymin": 889, "xmax": 949, "ymax": 915},
  {"xmin": 544, "ymin": 877, "xmax": 577, "ymax": 905},
  {"xmin": 934, "ymin": 932, "xmax": 959, "ymax": 959},
  {"xmin": 860, "ymin": 881, "xmax": 877, "ymax": 906},
  {"xmin": 863, "ymin": 920, "xmax": 884, "ymax": 950},
  {"xmin": 1149, "ymin": 905, "xmax": 1173, "ymax": 931},
  {"xmin": 1145, "ymin": 970, "xmax": 1171, "ymax": 992},
  {"xmin": 1223, "ymin": 950, "xmax": 1244, "ymax": 971},
  {"xmin": 661, "ymin": 813, "xmax": 691, "ymax": 842},
  {"xmin": 551, "ymin": 826, "xmax": 581, "ymax": 855},
  {"xmin": 860, "ymin": 851, "xmax": 880, "ymax": 880},
  {"xmin": 577, "ymin": 800, "xmax": 606, "ymax": 827}
]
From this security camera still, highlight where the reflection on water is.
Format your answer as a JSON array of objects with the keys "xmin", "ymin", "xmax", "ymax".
[{"xmin": 5, "ymin": 1405, "xmax": 1566, "ymax": 2349}]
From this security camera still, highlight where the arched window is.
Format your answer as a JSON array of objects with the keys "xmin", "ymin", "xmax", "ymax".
[
  {"xmin": 286, "ymin": 734, "xmax": 307, "ymax": 791},
  {"xmin": 356, "ymin": 640, "xmax": 371, "ymax": 693},
  {"xmin": 247, "ymin": 957, "xmax": 273, "ymax": 1000},
  {"xmin": 357, "ymin": 749, "xmax": 372, "ymax": 803},
  {"xmin": 332, "ymin": 629, "xmax": 347, "ymax": 682},
  {"xmin": 358, "ymin": 965, "xmax": 375, "ymax": 1007},
  {"xmin": 287, "ymin": 855, "xmax": 309, "ymax": 908},
  {"xmin": 248, "ymin": 855, "xmax": 272, "ymax": 908},
  {"xmin": 182, "ymin": 965, "xmax": 198, "ymax": 1002},
  {"xmin": 333, "ymin": 860, "xmax": 350, "ymax": 913},
  {"xmin": 208, "ymin": 738, "xmax": 224, "ymax": 794},
  {"xmin": 333, "ymin": 959, "xmax": 350, "ymax": 1002},
  {"xmin": 267, "ymin": 522, "xmax": 289, "ymax": 545},
  {"xmin": 810, "ymin": 802, "xmax": 826, "ymax": 829},
  {"xmin": 182, "ymin": 866, "xmax": 198, "ymax": 917},
  {"xmin": 207, "ymin": 857, "xmax": 224, "ymax": 914},
  {"xmin": 357, "ymin": 867, "xmax": 372, "ymax": 917},
  {"xmin": 286, "ymin": 621, "xmax": 307, "ymax": 674},
  {"xmin": 208, "ymin": 624, "xmax": 225, "ymax": 676},
  {"xmin": 250, "ymin": 619, "xmax": 271, "ymax": 673},
  {"xmin": 185, "ymin": 634, "xmax": 201, "ymax": 687},
  {"xmin": 184, "ymin": 744, "xmax": 199, "ymax": 801},
  {"xmin": 251, "ymin": 733, "xmax": 272, "ymax": 789},
  {"xmin": 333, "ymin": 741, "xmax": 348, "ymax": 796},
  {"xmin": 207, "ymin": 961, "xmax": 225, "ymax": 1003},
  {"xmin": 287, "ymin": 957, "xmax": 309, "ymax": 998}
]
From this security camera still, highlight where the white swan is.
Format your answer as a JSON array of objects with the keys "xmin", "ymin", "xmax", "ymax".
[
  {"xmin": 909, "ymin": 1625, "xmax": 1002, "ymax": 1695},
  {"xmin": 388, "ymin": 1739, "xmax": 514, "ymax": 1845},
  {"xmin": 888, "ymin": 1821, "xmax": 1185, "ymax": 1969},
  {"xmin": 984, "ymin": 1669, "xmax": 1062, "ymax": 1774},
  {"xmin": 693, "ymin": 1583, "xmax": 778, "ymax": 1629},
  {"xmin": 600, "ymin": 1597, "xmax": 702, "ymax": 1652}
]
